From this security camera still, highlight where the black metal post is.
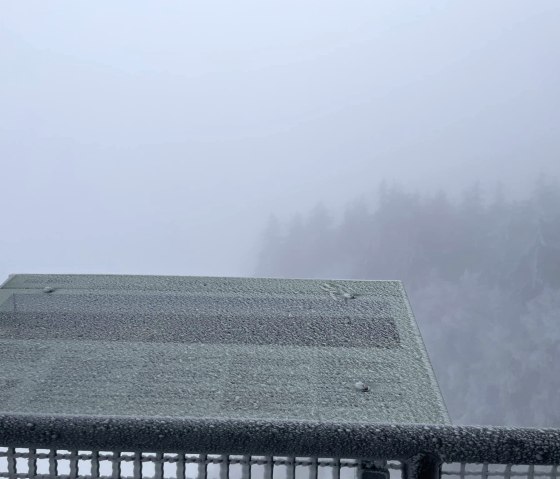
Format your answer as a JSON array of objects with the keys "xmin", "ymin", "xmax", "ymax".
[{"xmin": 402, "ymin": 454, "xmax": 442, "ymax": 479}]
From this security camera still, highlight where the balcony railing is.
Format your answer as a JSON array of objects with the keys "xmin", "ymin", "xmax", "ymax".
[
  {"xmin": 1, "ymin": 415, "xmax": 559, "ymax": 479},
  {"xmin": 2, "ymin": 276, "xmax": 558, "ymax": 479}
]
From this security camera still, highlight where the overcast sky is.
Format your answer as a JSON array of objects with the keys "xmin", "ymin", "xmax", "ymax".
[{"xmin": 1, "ymin": 1, "xmax": 559, "ymax": 279}]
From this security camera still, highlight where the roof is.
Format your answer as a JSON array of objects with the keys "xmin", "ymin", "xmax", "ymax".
[{"xmin": 0, "ymin": 274, "xmax": 449, "ymax": 425}]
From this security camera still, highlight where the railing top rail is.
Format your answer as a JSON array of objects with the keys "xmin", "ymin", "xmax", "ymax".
[{"xmin": 1, "ymin": 414, "xmax": 559, "ymax": 464}]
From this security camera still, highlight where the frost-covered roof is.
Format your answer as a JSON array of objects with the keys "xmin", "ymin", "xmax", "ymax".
[{"xmin": 0, "ymin": 274, "xmax": 449, "ymax": 425}]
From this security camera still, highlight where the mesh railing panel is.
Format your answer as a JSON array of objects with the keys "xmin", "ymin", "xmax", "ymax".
[
  {"xmin": 0, "ymin": 448, "xmax": 402, "ymax": 479},
  {"xmin": 4, "ymin": 449, "xmax": 560, "ymax": 479},
  {"xmin": 442, "ymin": 464, "xmax": 560, "ymax": 479}
]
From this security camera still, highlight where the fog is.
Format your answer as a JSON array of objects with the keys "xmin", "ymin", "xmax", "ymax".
[
  {"xmin": 2, "ymin": 1, "xmax": 559, "ymax": 278},
  {"xmin": 1, "ymin": 2, "xmax": 560, "ymax": 426}
]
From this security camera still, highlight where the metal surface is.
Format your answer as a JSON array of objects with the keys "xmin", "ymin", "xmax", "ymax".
[
  {"xmin": 0, "ymin": 274, "xmax": 449, "ymax": 425},
  {"xmin": 1, "ymin": 417, "xmax": 560, "ymax": 465}
]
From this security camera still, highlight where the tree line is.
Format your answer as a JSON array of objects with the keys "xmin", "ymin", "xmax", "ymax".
[{"xmin": 256, "ymin": 177, "xmax": 560, "ymax": 426}]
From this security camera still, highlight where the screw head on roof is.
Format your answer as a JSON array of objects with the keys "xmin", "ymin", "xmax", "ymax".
[
  {"xmin": 354, "ymin": 381, "xmax": 369, "ymax": 392},
  {"xmin": 43, "ymin": 286, "xmax": 55, "ymax": 293}
]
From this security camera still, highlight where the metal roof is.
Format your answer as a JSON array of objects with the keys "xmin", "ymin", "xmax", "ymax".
[{"xmin": 0, "ymin": 274, "xmax": 449, "ymax": 425}]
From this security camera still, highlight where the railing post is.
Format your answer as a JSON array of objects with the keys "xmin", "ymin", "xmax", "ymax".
[
  {"xmin": 403, "ymin": 454, "xmax": 442, "ymax": 479},
  {"xmin": 359, "ymin": 460, "xmax": 390, "ymax": 479}
]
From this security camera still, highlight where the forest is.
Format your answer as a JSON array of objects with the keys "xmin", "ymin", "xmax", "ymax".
[{"xmin": 256, "ymin": 177, "xmax": 560, "ymax": 427}]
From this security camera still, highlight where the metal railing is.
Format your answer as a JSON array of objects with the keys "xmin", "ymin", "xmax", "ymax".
[
  {"xmin": 0, "ymin": 451, "xmax": 402, "ymax": 479},
  {"xmin": 1, "ymin": 415, "xmax": 559, "ymax": 479}
]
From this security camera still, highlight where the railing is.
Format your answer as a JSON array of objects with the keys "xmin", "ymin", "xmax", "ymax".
[{"xmin": 1, "ymin": 415, "xmax": 559, "ymax": 479}]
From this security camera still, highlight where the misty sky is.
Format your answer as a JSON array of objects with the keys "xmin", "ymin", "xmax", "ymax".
[{"xmin": 1, "ymin": 1, "xmax": 559, "ymax": 279}]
